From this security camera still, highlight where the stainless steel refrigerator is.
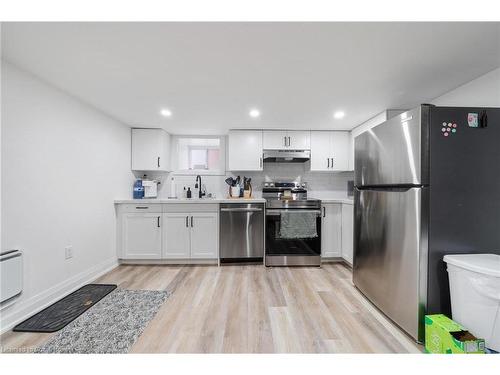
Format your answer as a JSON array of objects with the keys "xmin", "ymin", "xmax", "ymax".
[{"xmin": 353, "ymin": 104, "xmax": 500, "ymax": 342}]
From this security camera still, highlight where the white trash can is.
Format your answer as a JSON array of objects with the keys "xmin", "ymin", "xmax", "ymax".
[{"xmin": 444, "ymin": 254, "xmax": 500, "ymax": 352}]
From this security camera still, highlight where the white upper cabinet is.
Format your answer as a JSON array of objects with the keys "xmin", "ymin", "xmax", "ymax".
[
  {"xmin": 131, "ymin": 128, "xmax": 171, "ymax": 171},
  {"xmin": 331, "ymin": 131, "xmax": 350, "ymax": 171},
  {"xmin": 310, "ymin": 131, "xmax": 332, "ymax": 171},
  {"xmin": 310, "ymin": 131, "xmax": 350, "ymax": 171},
  {"xmin": 348, "ymin": 133, "xmax": 355, "ymax": 171},
  {"xmin": 263, "ymin": 130, "xmax": 287, "ymax": 149},
  {"xmin": 263, "ymin": 130, "xmax": 310, "ymax": 150},
  {"xmin": 287, "ymin": 131, "xmax": 311, "ymax": 149},
  {"xmin": 228, "ymin": 130, "xmax": 263, "ymax": 171}
]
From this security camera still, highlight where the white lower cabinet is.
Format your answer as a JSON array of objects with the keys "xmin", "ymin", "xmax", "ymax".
[
  {"xmin": 321, "ymin": 203, "xmax": 342, "ymax": 258},
  {"xmin": 121, "ymin": 213, "xmax": 162, "ymax": 259},
  {"xmin": 321, "ymin": 202, "xmax": 354, "ymax": 264},
  {"xmin": 118, "ymin": 204, "xmax": 218, "ymax": 261},
  {"xmin": 163, "ymin": 213, "xmax": 191, "ymax": 258},
  {"xmin": 163, "ymin": 211, "xmax": 218, "ymax": 259},
  {"xmin": 189, "ymin": 213, "xmax": 219, "ymax": 259},
  {"xmin": 341, "ymin": 203, "xmax": 354, "ymax": 265}
]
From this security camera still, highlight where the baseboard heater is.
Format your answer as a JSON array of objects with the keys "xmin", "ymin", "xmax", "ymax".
[{"xmin": 1, "ymin": 250, "xmax": 23, "ymax": 303}]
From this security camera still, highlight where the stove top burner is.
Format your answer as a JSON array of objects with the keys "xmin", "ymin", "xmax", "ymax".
[{"xmin": 262, "ymin": 180, "xmax": 317, "ymax": 207}]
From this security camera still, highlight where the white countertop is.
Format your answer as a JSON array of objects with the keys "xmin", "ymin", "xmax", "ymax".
[
  {"xmin": 308, "ymin": 191, "xmax": 354, "ymax": 205},
  {"xmin": 115, "ymin": 197, "xmax": 352, "ymax": 205},
  {"xmin": 114, "ymin": 197, "xmax": 266, "ymax": 204},
  {"xmin": 116, "ymin": 190, "xmax": 352, "ymax": 205}
]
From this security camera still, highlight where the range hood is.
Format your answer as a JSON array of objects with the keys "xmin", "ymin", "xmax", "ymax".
[{"xmin": 263, "ymin": 150, "xmax": 310, "ymax": 163}]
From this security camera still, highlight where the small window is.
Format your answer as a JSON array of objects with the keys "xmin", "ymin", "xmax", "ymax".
[{"xmin": 172, "ymin": 136, "xmax": 225, "ymax": 175}]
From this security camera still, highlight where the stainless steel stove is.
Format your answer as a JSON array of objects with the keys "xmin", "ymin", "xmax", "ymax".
[{"xmin": 263, "ymin": 181, "xmax": 322, "ymax": 266}]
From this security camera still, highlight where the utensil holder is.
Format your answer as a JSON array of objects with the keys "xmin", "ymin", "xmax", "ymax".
[{"xmin": 230, "ymin": 186, "xmax": 240, "ymax": 198}]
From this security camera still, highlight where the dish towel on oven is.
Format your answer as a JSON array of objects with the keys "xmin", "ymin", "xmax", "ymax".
[{"xmin": 279, "ymin": 210, "xmax": 318, "ymax": 239}]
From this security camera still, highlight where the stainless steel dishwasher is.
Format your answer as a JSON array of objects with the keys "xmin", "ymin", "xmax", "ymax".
[{"xmin": 220, "ymin": 203, "xmax": 264, "ymax": 262}]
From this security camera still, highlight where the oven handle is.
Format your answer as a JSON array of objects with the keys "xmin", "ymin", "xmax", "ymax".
[{"xmin": 265, "ymin": 209, "xmax": 322, "ymax": 216}]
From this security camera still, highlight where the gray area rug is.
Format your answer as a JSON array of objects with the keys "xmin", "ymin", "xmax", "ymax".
[{"xmin": 36, "ymin": 289, "xmax": 169, "ymax": 353}]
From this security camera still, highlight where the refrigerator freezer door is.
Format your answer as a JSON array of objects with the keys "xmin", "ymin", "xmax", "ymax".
[
  {"xmin": 354, "ymin": 107, "xmax": 426, "ymax": 186},
  {"xmin": 353, "ymin": 186, "xmax": 425, "ymax": 341}
]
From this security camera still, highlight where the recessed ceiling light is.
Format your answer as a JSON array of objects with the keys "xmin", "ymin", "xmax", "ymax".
[
  {"xmin": 160, "ymin": 108, "xmax": 172, "ymax": 118},
  {"xmin": 333, "ymin": 111, "xmax": 345, "ymax": 119},
  {"xmin": 249, "ymin": 109, "xmax": 261, "ymax": 118}
]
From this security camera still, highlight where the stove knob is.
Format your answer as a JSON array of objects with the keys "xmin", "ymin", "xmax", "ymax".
[
  {"xmin": 264, "ymin": 183, "xmax": 269, "ymax": 187},
  {"xmin": 301, "ymin": 183, "xmax": 306, "ymax": 187},
  {"xmin": 270, "ymin": 183, "xmax": 274, "ymax": 187}
]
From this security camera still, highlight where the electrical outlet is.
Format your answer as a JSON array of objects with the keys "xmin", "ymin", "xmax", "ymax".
[{"xmin": 65, "ymin": 246, "xmax": 73, "ymax": 260}]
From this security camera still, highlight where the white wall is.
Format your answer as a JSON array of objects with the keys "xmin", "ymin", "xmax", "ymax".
[
  {"xmin": 0, "ymin": 62, "xmax": 134, "ymax": 333},
  {"xmin": 349, "ymin": 67, "xmax": 500, "ymax": 139},
  {"xmin": 431, "ymin": 67, "xmax": 500, "ymax": 106}
]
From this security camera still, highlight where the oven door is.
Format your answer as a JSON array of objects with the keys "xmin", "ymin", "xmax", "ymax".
[{"xmin": 265, "ymin": 208, "xmax": 322, "ymax": 261}]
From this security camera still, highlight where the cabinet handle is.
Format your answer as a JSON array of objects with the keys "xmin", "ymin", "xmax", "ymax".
[
  {"xmin": 323, "ymin": 207, "xmax": 326, "ymax": 218},
  {"xmin": 283, "ymin": 136, "xmax": 286, "ymax": 147},
  {"xmin": 288, "ymin": 136, "xmax": 291, "ymax": 147},
  {"xmin": 157, "ymin": 157, "xmax": 160, "ymax": 168},
  {"xmin": 331, "ymin": 157, "xmax": 334, "ymax": 168},
  {"xmin": 259, "ymin": 157, "xmax": 263, "ymax": 168},
  {"xmin": 190, "ymin": 216, "xmax": 194, "ymax": 227},
  {"xmin": 135, "ymin": 206, "xmax": 149, "ymax": 209},
  {"xmin": 157, "ymin": 216, "xmax": 161, "ymax": 228},
  {"xmin": 327, "ymin": 158, "xmax": 330, "ymax": 168},
  {"xmin": 185, "ymin": 216, "xmax": 189, "ymax": 227}
]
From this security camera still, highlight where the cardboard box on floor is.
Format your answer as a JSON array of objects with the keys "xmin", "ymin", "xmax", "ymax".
[{"xmin": 425, "ymin": 314, "xmax": 485, "ymax": 354}]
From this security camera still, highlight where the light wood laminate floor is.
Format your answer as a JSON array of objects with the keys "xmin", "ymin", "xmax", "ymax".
[{"xmin": 1, "ymin": 263, "xmax": 422, "ymax": 353}]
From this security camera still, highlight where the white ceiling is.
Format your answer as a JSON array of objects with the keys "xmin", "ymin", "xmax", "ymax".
[{"xmin": 2, "ymin": 22, "xmax": 499, "ymax": 134}]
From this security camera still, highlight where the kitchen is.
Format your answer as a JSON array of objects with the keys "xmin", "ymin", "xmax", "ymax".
[
  {"xmin": 117, "ymin": 128, "xmax": 355, "ymax": 266},
  {"xmin": 1, "ymin": 19, "xmax": 500, "ymax": 361}
]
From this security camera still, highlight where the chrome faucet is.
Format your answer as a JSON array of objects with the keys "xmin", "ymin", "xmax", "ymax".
[{"xmin": 195, "ymin": 175, "xmax": 205, "ymax": 199}]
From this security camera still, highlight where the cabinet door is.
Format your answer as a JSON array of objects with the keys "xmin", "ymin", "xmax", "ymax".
[
  {"xmin": 228, "ymin": 130, "xmax": 263, "ymax": 171},
  {"xmin": 287, "ymin": 131, "xmax": 310, "ymax": 150},
  {"xmin": 331, "ymin": 131, "xmax": 350, "ymax": 171},
  {"xmin": 121, "ymin": 213, "xmax": 162, "ymax": 259},
  {"xmin": 321, "ymin": 203, "xmax": 342, "ymax": 257},
  {"xmin": 131, "ymin": 128, "xmax": 170, "ymax": 171},
  {"xmin": 310, "ymin": 131, "xmax": 332, "ymax": 171},
  {"xmin": 341, "ymin": 204, "xmax": 354, "ymax": 265},
  {"xmin": 158, "ymin": 131, "xmax": 170, "ymax": 171},
  {"xmin": 263, "ymin": 130, "xmax": 287, "ymax": 150},
  {"xmin": 348, "ymin": 133, "xmax": 355, "ymax": 171},
  {"xmin": 163, "ymin": 213, "xmax": 191, "ymax": 258},
  {"xmin": 190, "ymin": 213, "xmax": 219, "ymax": 259}
]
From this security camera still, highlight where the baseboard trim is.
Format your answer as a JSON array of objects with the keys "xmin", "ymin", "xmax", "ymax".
[
  {"xmin": 321, "ymin": 257, "xmax": 353, "ymax": 268},
  {"xmin": 119, "ymin": 258, "xmax": 218, "ymax": 265},
  {"xmin": 0, "ymin": 258, "xmax": 118, "ymax": 334}
]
